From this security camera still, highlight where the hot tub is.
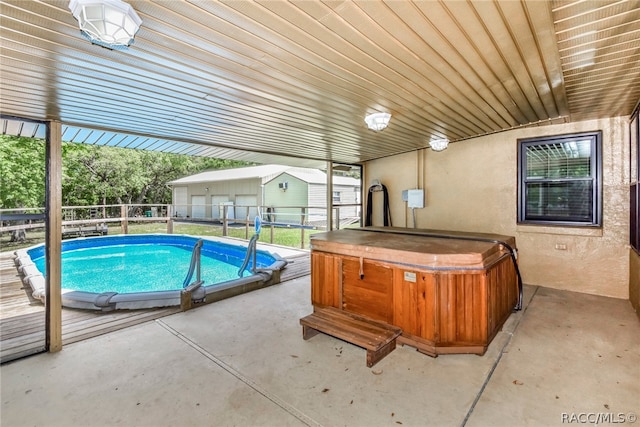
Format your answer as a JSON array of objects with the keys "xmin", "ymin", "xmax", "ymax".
[{"xmin": 306, "ymin": 227, "xmax": 521, "ymax": 356}]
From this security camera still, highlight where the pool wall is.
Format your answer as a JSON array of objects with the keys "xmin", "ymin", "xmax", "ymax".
[{"xmin": 15, "ymin": 234, "xmax": 288, "ymax": 311}]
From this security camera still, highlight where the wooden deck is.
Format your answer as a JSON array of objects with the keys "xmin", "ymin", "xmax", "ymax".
[
  {"xmin": 279, "ymin": 252, "xmax": 311, "ymax": 281},
  {"xmin": 0, "ymin": 250, "xmax": 310, "ymax": 364}
]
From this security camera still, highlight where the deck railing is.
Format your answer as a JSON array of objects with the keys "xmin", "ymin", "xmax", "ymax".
[{"xmin": 0, "ymin": 203, "xmax": 362, "ymax": 250}]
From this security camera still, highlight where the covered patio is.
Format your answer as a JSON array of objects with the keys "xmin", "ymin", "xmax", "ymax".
[
  {"xmin": 1, "ymin": 273, "xmax": 638, "ymax": 427},
  {"xmin": 1, "ymin": 1, "xmax": 639, "ymax": 425}
]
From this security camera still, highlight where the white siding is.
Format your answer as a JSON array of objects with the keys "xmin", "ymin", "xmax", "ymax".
[
  {"xmin": 307, "ymin": 184, "xmax": 327, "ymax": 221},
  {"xmin": 264, "ymin": 174, "xmax": 308, "ymax": 224},
  {"xmin": 235, "ymin": 195, "xmax": 258, "ymax": 221},
  {"xmin": 333, "ymin": 184, "xmax": 360, "ymax": 218},
  {"xmin": 174, "ymin": 187, "xmax": 188, "ymax": 217}
]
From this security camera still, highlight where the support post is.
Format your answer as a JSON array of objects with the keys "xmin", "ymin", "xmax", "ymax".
[
  {"xmin": 245, "ymin": 208, "xmax": 249, "ymax": 239},
  {"xmin": 180, "ymin": 290, "xmax": 192, "ymax": 311},
  {"xmin": 300, "ymin": 207, "xmax": 306, "ymax": 249},
  {"xmin": 167, "ymin": 204, "xmax": 174, "ymax": 234},
  {"xmin": 120, "ymin": 205, "xmax": 128, "ymax": 234},
  {"xmin": 45, "ymin": 121, "xmax": 62, "ymax": 353},
  {"xmin": 222, "ymin": 205, "xmax": 228, "ymax": 236},
  {"xmin": 270, "ymin": 219, "xmax": 274, "ymax": 244},
  {"xmin": 326, "ymin": 162, "xmax": 334, "ymax": 231}
]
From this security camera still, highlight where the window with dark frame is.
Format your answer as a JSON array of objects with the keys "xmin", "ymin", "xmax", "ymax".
[
  {"xmin": 630, "ymin": 103, "xmax": 639, "ymax": 252},
  {"xmin": 518, "ymin": 131, "xmax": 602, "ymax": 226}
]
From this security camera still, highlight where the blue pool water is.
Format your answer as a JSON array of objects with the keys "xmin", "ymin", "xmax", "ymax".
[{"xmin": 27, "ymin": 234, "xmax": 277, "ymax": 294}]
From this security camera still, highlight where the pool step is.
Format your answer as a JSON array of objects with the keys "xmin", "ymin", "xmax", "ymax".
[{"xmin": 300, "ymin": 306, "xmax": 402, "ymax": 367}]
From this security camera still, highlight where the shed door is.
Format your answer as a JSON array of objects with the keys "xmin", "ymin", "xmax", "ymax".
[
  {"xmin": 191, "ymin": 196, "xmax": 206, "ymax": 219},
  {"xmin": 235, "ymin": 195, "xmax": 258, "ymax": 221},
  {"xmin": 174, "ymin": 187, "xmax": 188, "ymax": 217}
]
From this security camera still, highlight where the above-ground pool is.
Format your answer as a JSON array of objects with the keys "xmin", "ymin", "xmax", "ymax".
[{"xmin": 14, "ymin": 234, "xmax": 287, "ymax": 311}]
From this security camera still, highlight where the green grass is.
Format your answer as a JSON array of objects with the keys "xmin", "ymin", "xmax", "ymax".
[
  {"xmin": 0, "ymin": 220, "xmax": 320, "ymax": 252},
  {"xmin": 1, "ymin": 229, "xmax": 47, "ymax": 252},
  {"xmin": 172, "ymin": 222, "xmax": 320, "ymax": 248}
]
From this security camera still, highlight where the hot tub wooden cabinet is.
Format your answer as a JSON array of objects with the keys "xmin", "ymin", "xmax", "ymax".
[{"xmin": 307, "ymin": 227, "xmax": 519, "ymax": 357}]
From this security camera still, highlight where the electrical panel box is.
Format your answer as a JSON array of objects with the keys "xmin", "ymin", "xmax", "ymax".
[{"xmin": 407, "ymin": 189, "xmax": 424, "ymax": 208}]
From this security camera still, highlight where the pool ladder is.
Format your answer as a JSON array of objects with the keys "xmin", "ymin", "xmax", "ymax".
[
  {"xmin": 238, "ymin": 234, "xmax": 258, "ymax": 277},
  {"xmin": 181, "ymin": 239, "xmax": 205, "ymax": 310},
  {"xmin": 183, "ymin": 239, "xmax": 204, "ymax": 290}
]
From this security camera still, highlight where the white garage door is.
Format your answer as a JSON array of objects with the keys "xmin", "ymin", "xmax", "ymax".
[
  {"xmin": 191, "ymin": 195, "xmax": 206, "ymax": 219},
  {"xmin": 235, "ymin": 195, "xmax": 258, "ymax": 221}
]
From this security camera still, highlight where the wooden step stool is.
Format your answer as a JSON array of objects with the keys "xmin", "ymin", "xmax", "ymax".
[{"xmin": 300, "ymin": 306, "xmax": 402, "ymax": 367}]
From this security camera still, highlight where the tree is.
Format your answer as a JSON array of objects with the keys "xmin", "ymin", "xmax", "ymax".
[
  {"xmin": 62, "ymin": 144, "xmax": 145, "ymax": 206},
  {"xmin": 1, "ymin": 135, "xmax": 252, "ymax": 209},
  {"xmin": 62, "ymin": 144, "xmax": 251, "ymax": 206},
  {"xmin": 0, "ymin": 136, "xmax": 46, "ymax": 209}
]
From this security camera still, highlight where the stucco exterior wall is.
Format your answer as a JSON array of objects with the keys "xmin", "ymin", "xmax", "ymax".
[{"xmin": 364, "ymin": 117, "xmax": 630, "ymax": 299}]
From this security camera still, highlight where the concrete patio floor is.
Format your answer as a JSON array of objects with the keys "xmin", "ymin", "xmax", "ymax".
[{"xmin": 1, "ymin": 274, "xmax": 638, "ymax": 427}]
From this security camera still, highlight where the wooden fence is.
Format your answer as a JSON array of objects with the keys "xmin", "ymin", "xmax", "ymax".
[{"xmin": 0, "ymin": 203, "xmax": 361, "ymax": 249}]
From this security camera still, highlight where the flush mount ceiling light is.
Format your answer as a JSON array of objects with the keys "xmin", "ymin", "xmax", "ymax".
[
  {"xmin": 69, "ymin": 0, "xmax": 142, "ymax": 49},
  {"xmin": 364, "ymin": 112, "xmax": 391, "ymax": 131},
  {"xmin": 429, "ymin": 138, "xmax": 449, "ymax": 152}
]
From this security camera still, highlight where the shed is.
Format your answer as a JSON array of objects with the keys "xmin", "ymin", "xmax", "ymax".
[{"xmin": 168, "ymin": 165, "xmax": 360, "ymax": 226}]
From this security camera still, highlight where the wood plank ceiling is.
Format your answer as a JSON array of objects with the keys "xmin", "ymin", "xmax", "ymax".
[{"xmin": 1, "ymin": 0, "xmax": 639, "ymax": 167}]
